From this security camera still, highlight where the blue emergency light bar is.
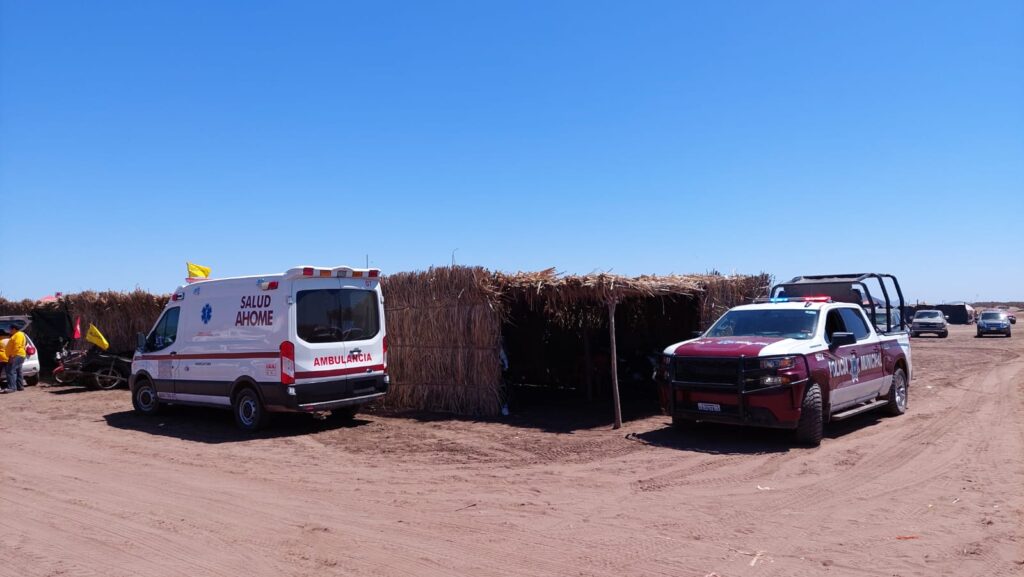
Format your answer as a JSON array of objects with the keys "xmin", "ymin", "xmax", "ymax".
[{"xmin": 767, "ymin": 296, "xmax": 833, "ymax": 303}]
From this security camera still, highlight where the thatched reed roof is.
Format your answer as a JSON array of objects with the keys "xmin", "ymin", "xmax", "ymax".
[
  {"xmin": 493, "ymin": 268, "xmax": 740, "ymax": 306},
  {"xmin": 495, "ymin": 269, "xmax": 770, "ymax": 327}
]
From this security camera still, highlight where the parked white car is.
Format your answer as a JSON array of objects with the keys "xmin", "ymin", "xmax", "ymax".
[{"xmin": 1, "ymin": 316, "xmax": 41, "ymax": 386}]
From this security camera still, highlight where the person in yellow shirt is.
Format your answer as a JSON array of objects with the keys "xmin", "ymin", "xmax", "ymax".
[
  {"xmin": 0, "ymin": 330, "xmax": 8, "ymax": 391},
  {"xmin": 3, "ymin": 325, "xmax": 27, "ymax": 393}
]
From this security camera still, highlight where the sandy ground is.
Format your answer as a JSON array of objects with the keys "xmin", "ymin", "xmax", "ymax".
[{"xmin": 1, "ymin": 323, "xmax": 1022, "ymax": 577}]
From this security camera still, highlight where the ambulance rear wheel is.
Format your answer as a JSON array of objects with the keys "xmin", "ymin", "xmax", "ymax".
[
  {"xmin": 233, "ymin": 388, "xmax": 268, "ymax": 431},
  {"xmin": 794, "ymin": 384, "xmax": 823, "ymax": 447},
  {"xmin": 132, "ymin": 379, "xmax": 161, "ymax": 415}
]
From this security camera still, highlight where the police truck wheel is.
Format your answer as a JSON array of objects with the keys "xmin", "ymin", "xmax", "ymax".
[
  {"xmin": 940, "ymin": 331, "xmax": 948, "ymax": 338},
  {"xmin": 25, "ymin": 375, "xmax": 39, "ymax": 387},
  {"xmin": 132, "ymin": 379, "xmax": 161, "ymax": 415},
  {"xmin": 794, "ymin": 384, "xmax": 823, "ymax": 447},
  {"xmin": 233, "ymin": 388, "xmax": 268, "ymax": 431},
  {"xmin": 886, "ymin": 368, "xmax": 908, "ymax": 416}
]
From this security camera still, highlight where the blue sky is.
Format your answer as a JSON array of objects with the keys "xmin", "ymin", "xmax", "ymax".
[{"xmin": 1, "ymin": 1, "xmax": 1021, "ymax": 303}]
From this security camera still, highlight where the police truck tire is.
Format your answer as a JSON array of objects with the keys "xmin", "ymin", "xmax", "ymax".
[
  {"xmin": 940, "ymin": 331, "xmax": 948, "ymax": 338},
  {"xmin": 331, "ymin": 406, "xmax": 359, "ymax": 420},
  {"xmin": 886, "ymin": 368, "xmax": 908, "ymax": 416},
  {"xmin": 794, "ymin": 384, "xmax": 823, "ymax": 447},
  {"xmin": 132, "ymin": 379, "xmax": 161, "ymax": 415},
  {"xmin": 233, "ymin": 388, "xmax": 268, "ymax": 431},
  {"xmin": 25, "ymin": 375, "xmax": 39, "ymax": 387}
]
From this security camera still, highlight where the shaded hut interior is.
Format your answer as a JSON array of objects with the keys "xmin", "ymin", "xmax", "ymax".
[
  {"xmin": 382, "ymin": 266, "xmax": 771, "ymax": 419},
  {"xmin": 499, "ymin": 288, "xmax": 701, "ymax": 414}
]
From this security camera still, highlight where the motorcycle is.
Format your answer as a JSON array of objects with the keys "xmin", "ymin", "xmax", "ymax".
[{"xmin": 53, "ymin": 342, "xmax": 132, "ymax": 390}]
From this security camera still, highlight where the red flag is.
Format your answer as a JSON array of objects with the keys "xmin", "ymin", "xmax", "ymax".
[{"xmin": 73, "ymin": 316, "xmax": 81, "ymax": 339}]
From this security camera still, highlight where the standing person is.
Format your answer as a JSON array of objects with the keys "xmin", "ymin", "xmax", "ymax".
[
  {"xmin": 4, "ymin": 325, "xmax": 27, "ymax": 392},
  {"xmin": 0, "ymin": 329, "xmax": 8, "ymax": 393}
]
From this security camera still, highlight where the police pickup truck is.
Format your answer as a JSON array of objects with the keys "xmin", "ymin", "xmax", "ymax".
[{"xmin": 658, "ymin": 274, "xmax": 912, "ymax": 446}]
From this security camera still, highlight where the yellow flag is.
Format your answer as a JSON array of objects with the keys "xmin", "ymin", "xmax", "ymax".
[
  {"xmin": 187, "ymin": 262, "xmax": 211, "ymax": 278},
  {"xmin": 86, "ymin": 324, "xmax": 110, "ymax": 351}
]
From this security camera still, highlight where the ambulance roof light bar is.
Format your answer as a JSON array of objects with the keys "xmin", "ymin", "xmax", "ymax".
[{"xmin": 284, "ymin": 266, "xmax": 381, "ymax": 280}]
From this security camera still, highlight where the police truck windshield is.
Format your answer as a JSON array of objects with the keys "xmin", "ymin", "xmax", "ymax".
[{"xmin": 705, "ymin": 309, "xmax": 819, "ymax": 340}]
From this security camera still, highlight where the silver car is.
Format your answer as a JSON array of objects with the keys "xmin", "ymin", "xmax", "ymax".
[{"xmin": 911, "ymin": 310, "xmax": 948, "ymax": 338}]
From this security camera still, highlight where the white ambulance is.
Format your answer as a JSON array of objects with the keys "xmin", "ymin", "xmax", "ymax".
[{"xmin": 130, "ymin": 266, "xmax": 388, "ymax": 430}]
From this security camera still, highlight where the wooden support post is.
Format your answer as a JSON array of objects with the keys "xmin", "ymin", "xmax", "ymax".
[{"xmin": 608, "ymin": 300, "xmax": 622, "ymax": 430}]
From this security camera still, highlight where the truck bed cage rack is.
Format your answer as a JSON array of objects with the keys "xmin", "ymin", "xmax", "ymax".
[{"xmin": 770, "ymin": 273, "xmax": 907, "ymax": 333}]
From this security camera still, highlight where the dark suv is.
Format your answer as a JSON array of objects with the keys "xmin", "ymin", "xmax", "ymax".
[{"xmin": 976, "ymin": 310, "xmax": 1012, "ymax": 338}]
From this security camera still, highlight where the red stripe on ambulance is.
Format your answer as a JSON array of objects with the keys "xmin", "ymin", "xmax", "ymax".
[{"xmin": 296, "ymin": 364, "xmax": 386, "ymax": 379}]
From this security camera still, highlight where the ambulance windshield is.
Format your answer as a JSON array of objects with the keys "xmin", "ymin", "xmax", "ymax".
[
  {"xmin": 296, "ymin": 289, "xmax": 380, "ymax": 343},
  {"xmin": 706, "ymin": 309, "xmax": 819, "ymax": 340}
]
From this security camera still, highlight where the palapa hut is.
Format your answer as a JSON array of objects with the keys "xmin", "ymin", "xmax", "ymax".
[{"xmin": 382, "ymin": 266, "xmax": 770, "ymax": 419}]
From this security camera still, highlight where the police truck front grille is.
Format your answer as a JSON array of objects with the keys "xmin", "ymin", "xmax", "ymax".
[{"xmin": 674, "ymin": 358, "xmax": 742, "ymax": 385}]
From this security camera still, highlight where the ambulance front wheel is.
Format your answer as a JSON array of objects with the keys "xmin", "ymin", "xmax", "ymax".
[
  {"xmin": 233, "ymin": 387, "xmax": 268, "ymax": 431},
  {"xmin": 132, "ymin": 379, "xmax": 161, "ymax": 415}
]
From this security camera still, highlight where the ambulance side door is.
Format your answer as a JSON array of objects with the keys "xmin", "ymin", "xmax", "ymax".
[{"xmin": 144, "ymin": 307, "xmax": 181, "ymax": 397}]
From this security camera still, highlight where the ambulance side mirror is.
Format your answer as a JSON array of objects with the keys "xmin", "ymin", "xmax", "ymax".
[{"xmin": 136, "ymin": 332, "xmax": 146, "ymax": 352}]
